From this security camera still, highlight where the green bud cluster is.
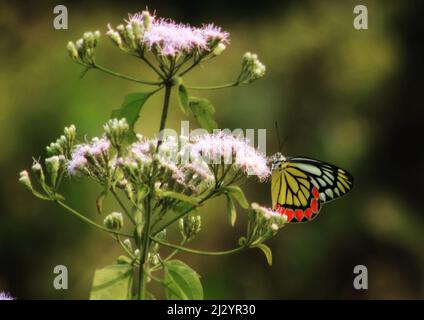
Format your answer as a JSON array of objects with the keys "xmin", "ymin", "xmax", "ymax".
[
  {"xmin": 246, "ymin": 203, "xmax": 286, "ymax": 246},
  {"xmin": 45, "ymin": 155, "xmax": 65, "ymax": 186},
  {"xmin": 19, "ymin": 170, "xmax": 33, "ymax": 191},
  {"xmin": 179, "ymin": 214, "xmax": 202, "ymax": 242},
  {"xmin": 107, "ymin": 11, "xmax": 152, "ymax": 53},
  {"xmin": 67, "ymin": 30, "xmax": 101, "ymax": 65},
  {"xmin": 46, "ymin": 124, "xmax": 76, "ymax": 158},
  {"xmin": 238, "ymin": 52, "xmax": 266, "ymax": 84},
  {"xmin": 103, "ymin": 118, "xmax": 129, "ymax": 150},
  {"xmin": 103, "ymin": 212, "xmax": 124, "ymax": 230}
]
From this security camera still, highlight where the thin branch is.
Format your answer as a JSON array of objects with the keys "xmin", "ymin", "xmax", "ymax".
[
  {"xmin": 151, "ymin": 236, "xmax": 246, "ymax": 256},
  {"xmin": 76, "ymin": 61, "xmax": 163, "ymax": 86},
  {"xmin": 187, "ymin": 81, "xmax": 239, "ymax": 90},
  {"xmin": 55, "ymin": 200, "xmax": 133, "ymax": 238},
  {"xmin": 111, "ymin": 190, "xmax": 136, "ymax": 225}
]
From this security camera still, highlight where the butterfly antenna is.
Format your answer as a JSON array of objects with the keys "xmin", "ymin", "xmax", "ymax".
[
  {"xmin": 280, "ymin": 135, "xmax": 289, "ymax": 152},
  {"xmin": 274, "ymin": 121, "xmax": 289, "ymax": 153},
  {"xmin": 274, "ymin": 121, "xmax": 282, "ymax": 152}
]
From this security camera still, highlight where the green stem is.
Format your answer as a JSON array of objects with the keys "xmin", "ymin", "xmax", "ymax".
[
  {"xmin": 157, "ymin": 83, "xmax": 173, "ymax": 141},
  {"xmin": 79, "ymin": 62, "xmax": 163, "ymax": 86},
  {"xmin": 152, "ymin": 189, "xmax": 219, "ymax": 236},
  {"xmin": 116, "ymin": 235, "xmax": 136, "ymax": 260},
  {"xmin": 178, "ymin": 52, "xmax": 210, "ymax": 77},
  {"xmin": 187, "ymin": 81, "xmax": 239, "ymax": 90},
  {"xmin": 138, "ymin": 194, "xmax": 151, "ymax": 300},
  {"xmin": 165, "ymin": 239, "xmax": 187, "ymax": 262},
  {"xmin": 55, "ymin": 200, "xmax": 133, "ymax": 237},
  {"xmin": 140, "ymin": 55, "xmax": 166, "ymax": 79},
  {"xmin": 111, "ymin": 190, "xmax": 136, "ymax": 225},
  {"xmin": 151, "ymin": 236, "xmax": 246, "ymax": 256}
]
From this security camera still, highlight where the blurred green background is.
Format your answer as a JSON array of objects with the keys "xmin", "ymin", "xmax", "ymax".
[{"xmin": 1, "ymin": 0, "xmax": 423, "ymax": 299}]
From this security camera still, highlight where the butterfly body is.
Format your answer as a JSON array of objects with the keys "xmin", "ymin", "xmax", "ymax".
[{"xmin": 271, "ymin": 152, "xmax": 353, "ymax": 223}]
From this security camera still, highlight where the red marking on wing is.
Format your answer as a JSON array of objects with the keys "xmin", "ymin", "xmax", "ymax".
[
  {"xmin": 311, "ymin": 199, "xmax": 319, "ymax": 213},
  {"xmin": 276, "ymin": 193, "xmax": 321, "ymax": 222},
  {"xmin": 295, "ymin": 209, "xmax": 303, "ymax": 221},
  {"xmin": 284, "ymin": 209, "xmax": 294, "ymax": 222},
  {"xmin": 312, "ymin": 187, "xmax": 320, "ymax": 200},
  {"xmin": 305, "ymin": 208, "xmax": 313, "ymax": 219}
]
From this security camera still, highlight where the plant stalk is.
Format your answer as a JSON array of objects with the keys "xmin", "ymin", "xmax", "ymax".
[
  {"xmin": 138, "ymin": 82, "xmax": 173, "ymax": 299},
  {"xmin": 157, "ymin": 83, "xmax": 173, "ymax": 142}
]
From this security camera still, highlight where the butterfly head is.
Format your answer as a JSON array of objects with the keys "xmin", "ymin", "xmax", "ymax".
[{"xmin": 270, "ymin": 152, "xmax": 286, "ymax": 170}]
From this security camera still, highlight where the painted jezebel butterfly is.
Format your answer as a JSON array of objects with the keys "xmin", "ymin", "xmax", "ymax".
[{"xmin": 270, "ymin": 152, "xmax": 354, "ymax": 223}]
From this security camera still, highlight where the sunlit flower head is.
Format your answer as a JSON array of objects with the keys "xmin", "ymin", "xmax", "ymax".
[
  {"xmin": 251, "ymin": 203, "xmax": 283, "ymax": 221},
  {"xmin": 67, "ymin": 137, "xmax": 110, "ymax": 176},
  {"xmin": 109, "ymin": 9, "xmax": 229, "ymax": 57},
  {"xmin": 191, "ymin": 132, "xmax": 270, "ymax": 181},
  {"xmin": 0, "ymin": 292, "xmax": 15, "ymax": 300}
]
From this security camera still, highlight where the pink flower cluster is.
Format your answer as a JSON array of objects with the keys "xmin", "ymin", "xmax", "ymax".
[
  {"xmin": 191, "ymin": 132, "xmax": 270, "ymax": 181},
  {"xmin": 112, "ymin": 10, "xmax": 229, "ymax": 57},
  {"xmin": 67, "ymin": 138, "xmax": 110, "ymax": 175},
  {"xmin": 0, "ymin": 291, "xmax": 14, "ymax": 300}
]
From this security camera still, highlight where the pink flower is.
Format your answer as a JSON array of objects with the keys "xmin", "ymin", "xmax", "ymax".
[
  {"xmin": 201, "ymin": 24, "xmax": 230, "ymax": 43},
  {"xmin": 124, "ymin": 10, "xmax": 229, "ymax": 57},
  {"xmin": 191, "ymin": 132, "xmax": 270, "ymax": 181},
  {"xmin": 0, "ymin": 291, "xmax": 15, "ymax": 300},
  {"xmin": 67, "ymin": 137, "xmax": 110, "ymax": 176},
  {"xmin": 88, "ymin": 138, "xmax": 110, "ymax": 156},
  {"xmin": 67, "ymin": 155, "xmax": 87, "ymax": 175}
]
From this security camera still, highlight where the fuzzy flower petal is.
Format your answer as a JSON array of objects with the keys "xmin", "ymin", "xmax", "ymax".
[
  {"xmin": 0, "ymin": 292, "xmax": 15, "ymax": 300},
  {"xmin": 191, "ymin": 132, "xmax": 270, "ymax": 181}
]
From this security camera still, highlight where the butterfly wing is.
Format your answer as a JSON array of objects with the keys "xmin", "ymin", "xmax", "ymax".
[{"xmin": 272, "ymin": 156, "xmax": 353, "ymax": 223}]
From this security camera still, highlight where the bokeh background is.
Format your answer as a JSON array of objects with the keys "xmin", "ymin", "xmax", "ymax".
[{"xmin": 1, "ymin": 0, "xmax": 423, "ymax": 299}]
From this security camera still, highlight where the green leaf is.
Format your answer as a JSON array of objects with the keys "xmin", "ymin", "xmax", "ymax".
[
  {"xmin": 224, "ymin": 185, "xmax": 249, "ymax": 209},
  {"xmin": 176, "ymin": 78, "xmax": 190, "ymax": 115},
  {"xmin": 225, "ymin": 194, "xmax": 237, "ymax": 227},
  {"xmin": 255, "ymin": 243, "xmax": 273, "ymax": 266},
  {"xmin": 157, "ymin": 190, "xmax": 199, "ymax": 206},
  {"xmin": 111, "ymin": 91, "xmax": 155, "ymax": 136},
  {"xmin": 189, "ymin": 97, "xmax": 218, "ymax": 132},
  {"xmin": 163, "ymin": 260, "xmax": 203, "ymax": 300},
  {"xmin": 90, "ymin": 264, "xmax": 133, "ymax": 300}
]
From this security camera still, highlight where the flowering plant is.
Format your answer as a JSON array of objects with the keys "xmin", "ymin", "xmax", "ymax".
[{"xmin": 19, "ymin": 9, "xmax": 283, "ymax": 300}]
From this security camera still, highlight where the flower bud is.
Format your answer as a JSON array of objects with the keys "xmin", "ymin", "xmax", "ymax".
[
  {"xmin": 141, "ymin": 10, "xmax": 153, "ymax": 31},
  {"xmin": 117, "ymin": 255, "xmax": 132, "ymax": 264},
  {"xmin": 83, "ymin": 32, "xmax": 95, "ymax": 48},
  {"xmin": 19, "ymin": 170, "xmax": 33, "ymax": 191},
  {"xmin": 123, "ymin": 238, "xmax": 133, "ymax": 252},
  {"xmin": 213, "ymin": 43, "xmax": 226, "ymax": 56},
  {"xmin": 107, "ymin": 29, "xmax": 123, "ymax": 48},
  {"xmin": 93, "ymin": 30, "xmax": 101, "ymax": 46},
  {"xmin": 103, "ymin": 212, "xmax": 124, "ymax": 230},
  {"xmin": 76, "ymin": 38, "xmax": 84, "ymax": 51},
  {"xmin": 67, "ymin": 41, "xmax": 79, "ymax": 61},
  {"xmin": 239, "ymin": 52, "xmax": 266, "ymax": 84},
  {"xmin": 103, "ymin": 118, "xmax": 129, "ymax": 148},
  {"xmin": 131, "ymin": 20, "xmax": 143, "ymax": 40},
  {"xmin": 156, "ymin": 229, "xmax": 167, "ymax": 241},
  {"xmin": 179, "ymin": 214, "xmax": 201, "ymax": 241},
  {"xmin": 125, "ymin": 25, "xmax": 136, "ymax": 49},
  {"xmin": 32, "ymin": 161, "xmax": 45, "ymax": 185},
  {"xmin": 64, "ymin": 124, "xmax": 76, "ymax": 146},
  {"xmin": 134, "ymin": 249, "xmax": 140, "ymax": 257},
  {"xmin": 45, "ymin": 156, "xmax": 60, "ymax": 186}
]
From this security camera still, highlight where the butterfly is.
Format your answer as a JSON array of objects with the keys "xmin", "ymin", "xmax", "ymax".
[{"xmin": 270, "ymin": 152, "xmax": 354, "ymax": 223}]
